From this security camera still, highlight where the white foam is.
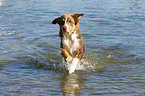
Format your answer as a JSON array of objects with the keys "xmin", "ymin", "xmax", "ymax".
[{"xmin": 60, "ymin": 57, "xmax": 104, "ymax": 72}]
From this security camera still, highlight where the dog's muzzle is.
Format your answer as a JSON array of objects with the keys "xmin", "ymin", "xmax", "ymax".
[{"xmin": 63, "ymin": 26, "xmax": 68, "ymax": 32}]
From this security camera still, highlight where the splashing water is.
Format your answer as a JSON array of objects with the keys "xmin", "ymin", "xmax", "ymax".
[{"xmin": 58, "ymin": 57, "xmax": 105, "ymax": 72}]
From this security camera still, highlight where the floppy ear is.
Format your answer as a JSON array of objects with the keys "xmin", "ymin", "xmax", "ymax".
[
  {"xmin": 52, "ymin": 17, "xmax": 61, "ymax": 24},
  {"xmin": 72, "ymin": 14, "xmax": 84, "ymax": 25}
]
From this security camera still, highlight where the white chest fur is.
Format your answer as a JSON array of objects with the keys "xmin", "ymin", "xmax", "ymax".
[{"xmin": 62, "ymin": 31, "xmax": 80, "ymax": 55}]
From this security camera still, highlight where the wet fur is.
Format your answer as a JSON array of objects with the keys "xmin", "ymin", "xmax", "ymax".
[{"xmin": 52, "ymin": 14, "xmax": 86, "ymax": 73}]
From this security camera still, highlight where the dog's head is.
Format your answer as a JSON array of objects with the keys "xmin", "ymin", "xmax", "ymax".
[{"xmin": 52, "ymin": 14, "xmax": 84, "ymax": 34}]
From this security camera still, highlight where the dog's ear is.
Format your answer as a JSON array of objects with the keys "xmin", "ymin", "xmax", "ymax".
[
  {"xmin": 52, "ymin": 17, "xmax": 61, "ymax": 24},
  {"xmin": 72, "ymin": 14, "xmax": 84, "ymax": 25}
]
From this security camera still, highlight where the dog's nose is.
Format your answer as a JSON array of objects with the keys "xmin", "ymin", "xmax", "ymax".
[{"xmin": 63, "ymin": 26, "xmax": 67, "ymax": 31}]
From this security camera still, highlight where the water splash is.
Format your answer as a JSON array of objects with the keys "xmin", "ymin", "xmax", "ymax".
[{"xmin": 58, "ymin": 58, "xmax": 104, "ymax": 72}]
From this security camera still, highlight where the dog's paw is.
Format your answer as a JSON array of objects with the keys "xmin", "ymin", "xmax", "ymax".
[{"xmin": 66, "ymin": 56, "xmax": 73, "ymax": 63}]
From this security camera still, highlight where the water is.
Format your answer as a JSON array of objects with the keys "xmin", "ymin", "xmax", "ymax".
[{"xmin": 0, "ymin": 0, "xmax": 145, "ymax": 95}]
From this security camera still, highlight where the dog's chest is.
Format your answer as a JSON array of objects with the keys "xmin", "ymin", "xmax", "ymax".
[{"xmin": 62, "ymin": 33, "xmax": 80, "ymax": 55}]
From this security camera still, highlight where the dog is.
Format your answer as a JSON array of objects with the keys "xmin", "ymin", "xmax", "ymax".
[{"xmin": 52, "ymin": 13, "xmax": 86, "ymax": 73}]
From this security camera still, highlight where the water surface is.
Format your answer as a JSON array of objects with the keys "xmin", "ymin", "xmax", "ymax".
[{"xmin": 0, "ymin": 0, "xmax": 145, "ymax": 95}]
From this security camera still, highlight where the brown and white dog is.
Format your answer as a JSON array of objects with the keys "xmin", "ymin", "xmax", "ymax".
[{"xmin": 52, "ymin": 14, "xmax": 86, "ymax": 73}]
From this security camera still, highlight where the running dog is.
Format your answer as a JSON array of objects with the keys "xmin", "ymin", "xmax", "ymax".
[{"xmin": 52, "ymin": 13, "xmax": 86, "ymax": 73}]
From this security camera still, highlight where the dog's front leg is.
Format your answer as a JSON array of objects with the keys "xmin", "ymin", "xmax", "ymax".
[
  {"xmin": 68, "ymin": 50, "xmax": 81, "ymax": 73},
  {"xmin": 61, "ymin": 48, "xmax": 72, "ymax": 62},
  {"xmin": 69, "ymin": 57, "xmax": 80, "ymax": 73}
]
